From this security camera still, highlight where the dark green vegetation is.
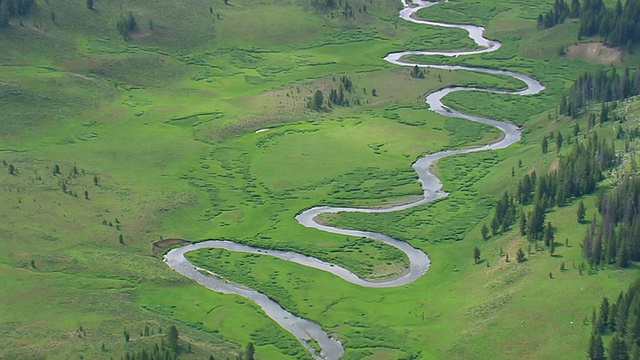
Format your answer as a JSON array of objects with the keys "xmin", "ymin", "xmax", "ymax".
[
  {"xmin": 538, "ymin": 0, "xmax": 640, "ymax": 49},
  {"xmin": 0, "ymin": 0, "xmax": 35, "ymax": 26},
  {"xmin": 584, "ymin": 176, "xmax": 640, "ymax": 268},
  {"xmin": 589, "ymin": 279, "xmax": 640, "ymax": 359},
  {"xmin": 1, "ymin": 0, "xmax": 640, "ymax": 359},
  {"xmin": 560, "ymin": 67, "xmax": 640, "ymax": 117}
]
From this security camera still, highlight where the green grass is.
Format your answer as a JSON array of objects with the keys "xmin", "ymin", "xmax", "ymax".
[{"xmin": 1, "ymin": 0, "xmax": 639, "ymax": 358}]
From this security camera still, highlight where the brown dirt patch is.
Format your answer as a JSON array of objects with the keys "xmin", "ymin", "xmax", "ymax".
[
  {"xmin": 153, "ymin": 238, "xmax": 189, "ymax": 248},
  {"xmin": 565, "ymin": 42, "xmax": 622, "ymax": 65}
]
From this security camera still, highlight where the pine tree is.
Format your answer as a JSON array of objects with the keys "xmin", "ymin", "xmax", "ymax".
[
  {"xmin": 310, "ymin": 90, "xmax": 324, "ymax": 111},
  {"xmin": 577, "ymin": 200, "xmax": 586, "ymax": 223},
  {"xmin": 167, "ymin": 325, "xmax": 179, "ymax": 351},
  {"xmin": 481, "ymin": 224, "xmax": 489, "ymax": 240},
  {"xmin": 544, "ymin": 222, "xmax": 555, "ymax": 247},
  {"xmin": 491, "ymin": 215, "xmax": 500, "ymax": 235},
  {"xmin": 473, "ymin": 247, "xmax": 481, "ymax": 263},
  {"xmin": 608, "ymin": 334, "xmax": 629, "ymax": 360},
  {"xmin": 244, "ymin": 342, "xmax": 255, "ymax": 360},
  {"xmin": 519, "ymin": 211, "xmax": 527, "ymax": 235},
  {"xmin": 556, "ymin": 131, "xmax": 564, "ymax": 152},
  {"xmin": 588, "ymin": 332, "xmax": 605, "ymax": 360}
]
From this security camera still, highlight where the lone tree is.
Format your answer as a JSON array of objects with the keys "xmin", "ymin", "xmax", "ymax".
[
  {"xmin": 577, "ymin": 200, "xmax": 586, "ymax": 223},
  {"xmin": 167, "ymin": 325, "xmax": 179, "ymax": 351},
  {"xmin": 516, "ymin": 247, "xmax": 526, "ymax": 262},
  {"xmin": 473, "ymin": 246, "xmax": 481, "ymax": 263},
  {"xmin": 86, "ymin": 0, "xmax": 93, "ymax": 9},
  {"xmin": 544, "ymin": 222, "xmax": 554, "ymax": 247},
  {"xmin": 541, "ymin": 136, "xmax": 549, "ymax": 154},
  {"xmin": 556, "ymin": 131, "xmax": 563, "ymax": 152},
  {"xmin": 244, "ymin": 342, "xmax": 255, "ymax": 360},
  {"xmin": 308, "ymin": 90, "xmax": 324, "ymax": 111},
  {"xmin": 8, "ymin": 164, "xmax": 15, "ymax": 175},
  {"xmin": 480, "ymin": 223, "xmax": 489, "ymax": 240}
]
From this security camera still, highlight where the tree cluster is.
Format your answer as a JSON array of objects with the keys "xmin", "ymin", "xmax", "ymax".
[
  {"xmin": 0, "ymin": 0, "xmax": 35, "ymax": 27},
  {"xmin": 578, "ymin": 0, "xmax": 640, "ymax": 47},
  {"xmin": 583, "ymin": 175, "xmax": 640, "ymax": 268},
  {"xmin": 537, "ymin": 0, "xmax": 580, "ymax": 29},
  {"xmin": 490, "ymin": 191, "xmax": 517, "ymax": 235},
  {"xmin": 588, "ymin": 279, "xmax": 640, "ymax": 359},
  {"xmin": 538, "ymin": 0, "xmax": 640, "ymax": 48},
  {"xmin": 485, "ymin": 132, "xmax": 615, "ymax": 247},
  {"xmin": 410, "ymin": 65, "xmax": 425, "ymax": 79},
  {"xmin": 308, "ymin": 76, "xmax": 362, "ymax": 111},
  {"xmin": 559, "ymin": 67, "xmax": 640, "ymax": 118},
  {"xmin": 328, "ymin": 76, "xmax": 354, "ymax": 106},
  {"xmin": 117, "ymin": 12, "xmax": 138, "ymax": 40}
]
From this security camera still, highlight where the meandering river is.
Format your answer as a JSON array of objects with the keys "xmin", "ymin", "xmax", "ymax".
[{"xmin": 164, "ymin": 1, "xmax": 544, "ymax": 359}]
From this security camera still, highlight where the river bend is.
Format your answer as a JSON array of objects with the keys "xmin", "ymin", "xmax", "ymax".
[{"xmin": 164, "ymin": 1, "xmax": 544, "ymax": 359}]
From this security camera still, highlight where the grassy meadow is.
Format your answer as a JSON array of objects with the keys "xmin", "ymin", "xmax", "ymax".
[{"xmin": 1, "ymin": 0, "xmax": 639, "ymax": 358}]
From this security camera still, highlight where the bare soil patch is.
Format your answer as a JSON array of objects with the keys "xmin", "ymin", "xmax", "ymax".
[
  {"xmin": 153, "ymin": 238, "xmax": 189, "ymax": 248},
  {"xmin": 565, "ymin": 42, "xmax": 622, "ymax": 65}
]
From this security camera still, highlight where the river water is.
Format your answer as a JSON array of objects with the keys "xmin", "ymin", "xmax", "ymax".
[{"xmin": 164, "ymin": 1, "xmax": 544, "ymax": 359}]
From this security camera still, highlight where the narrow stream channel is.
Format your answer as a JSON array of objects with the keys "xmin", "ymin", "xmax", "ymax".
[{"xmin": 164, "ymin": 1, "xmax": 544, "ymax": 359}]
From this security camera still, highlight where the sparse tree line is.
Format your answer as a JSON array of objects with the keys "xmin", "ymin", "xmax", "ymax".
[
  {"xmin": 1, "ymin": 160, "xmax": 132, "ymax": 246},
  {"xmin": 538, "ymin": 0, "xmax": 640, "ymax": 49},
  {"xmin": 587, "ymin": 279, "xmax": 640, "ymax": 359},
  {"xmin": 121, "ymin": 325, "xmax": 182, "ymax": 360},
  {"xmin": 120, "ymin": 324, "xmax": 254, "ymax": 360},
  {"xmin": 3, "ymin": 160, "xmax": 99, "ymax": 200},
  {"xmin": 559, "ymin": 67, "xmax": 640, "ymax": 118},
  {"xmin": 0, "ymin": 0, "xmax": 145, "ymax": 42},
  {"xmin": 307, "ymin": 75, "xmax": 375, "ymax": 111}
]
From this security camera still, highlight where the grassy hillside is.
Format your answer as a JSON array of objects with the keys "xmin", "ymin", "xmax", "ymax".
[{"xmin": 1, "ymin": 0, "xmax": 639, "ymax": 358}]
